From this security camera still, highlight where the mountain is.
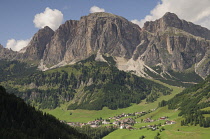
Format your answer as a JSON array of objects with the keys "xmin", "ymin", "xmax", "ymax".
[
  {"xmin": 1, "ymin": 55, "xmax": 171, "ymax": 110},
  {"xmin": 0, "ymin": 12, "xmax": 210, "ymax": 85},
  {"xmin": 0, "ymin": 44, "xmax": 18, "ymax": 60},
  {"xmin": 140, "ymin": 12, "xmax": 210, "ymax": 79},
  {"xmin": 42, "ymin": 12, "xmax": 141, "ymax": 67},
  {"xmin": 21, "ymin": 26, "xmax": 54, "ymax": 61},
  {"xmin": 163, "ymin": 75, "xmax": 210, "ymax": 127},
  {"xmin": 0, "ymin": 86, "xmax": 89, "ymax": 139},
  {"xmin": 143, "ymin": 12, "xmax": 210, "ymax": 40}
]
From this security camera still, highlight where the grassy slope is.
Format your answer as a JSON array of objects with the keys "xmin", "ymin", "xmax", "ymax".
[
  {"xmin": 43, "ymin": 80, "xmax": 210, "ymax": 139},
  {"xmin": 104, "ymin": 81, "xmax": 210, "ymax": 139},
  {"xmin": 104, "ymin": 107, "xmax": 210, "ymax": 139},
  {"xmin": 43, "ymin": 81, "xmax": 182, "ymax": 123}
]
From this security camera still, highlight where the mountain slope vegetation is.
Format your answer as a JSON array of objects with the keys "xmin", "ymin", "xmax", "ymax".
[
  {"xmin": 162, "ymin": 75, "xmax": 210, "ymax": 127},
  {"xmin": 1, "ymin": 12, "xmax": 210, "ymax": 81},
  {"xmin": 1, "ymin": 55, "xmax": 172, "ymax": 110},
  {"xmin": 0, "ymin": 86, "xmax": 89, "ymax": 139},
  {"xmin": 0, "ymin": 60, "xmax": 37, "ymax": 82}
]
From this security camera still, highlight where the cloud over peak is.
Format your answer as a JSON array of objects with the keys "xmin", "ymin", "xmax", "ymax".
[
  {"xmin": 90, "ymin": 6, "xmax": 105, "ymax": 13},
  {"xmin": 6, "ymin": 39, "xmax": 30, "ymax": 51},
  {"xmin": 131, "ymin": 0, "xmax": 210, "ymax": 29},
  {"xmin": 33, "ymin": 7, "xmax": 63, "ymax": 31}
]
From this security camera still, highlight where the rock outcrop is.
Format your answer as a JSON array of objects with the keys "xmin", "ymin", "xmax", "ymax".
[
  {"xmin": 43, "ymin": 12, "xmax": 141, "ymax": 66},
  {"xmin": 137, "ymin": 12, "xmax": 210, "ymax": 78},
  {"xmin": 0, "ymin": 12, "xmax": 210, "ymax": 79},
  {"xmin": 0, "ymin": 44, "xmax": 18, "ymax": 60},
  {"xmin": 143, "ymin": 12, "xmax": 210, "ymax": 40},
  {"xmin": 139, "ymin": 30, "xmax": 209, "ymax": 71},
  {"xmin": 22, "ymin": 26, "xmax": 54, "ymax": 61}
]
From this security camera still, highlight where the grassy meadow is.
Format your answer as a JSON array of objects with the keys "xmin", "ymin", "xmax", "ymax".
[
  {"xmin": 104, "ymin": 107, "xmax": 210, "ymax": 139},
  {"xmin": 43, "ymin": 82, "xmax": 183, "ymax": 123},
  {"xmin": 42, "ymin": 81, "xmax": 210, "ymax": 139}
]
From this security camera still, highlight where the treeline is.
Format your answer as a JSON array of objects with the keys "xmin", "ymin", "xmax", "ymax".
[
  {"xmin": 3, "ymin": 55, "xmax": 172, "ymax": 110},
  {"xmin": 146, "ymin": 66, "xmax": 203, "ymax": 87},
  {"xmin": 159, "ymin": 75, "xmax": 210, "ymax": 127},
  {"xmin": 74, "ymin": 125, "xmax": 117, "ymax": 139},
  {"xmin": 0, "ymin": 86, "xmax": 89, "ymax": 139},
  {"xmin": 0, "ymin": 60, "xmax": 37, "ymax": 82},
  {"xmin": 180, "ymin": 112, "xmax": 210, "ymax": 127}
]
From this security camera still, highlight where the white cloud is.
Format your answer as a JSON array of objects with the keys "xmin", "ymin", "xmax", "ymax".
[
  {"xmin": 132, "ymin": 0, "xmax": 210, "ymax": 29},
  {"xmin": 6, "ymin": 39, "xmax": 30, "ymax": 51},
  {"xmin": 33, "ymin": 7, "xmax": 63, "ymax": 31},
  {"xmin": 131, "ymin": 19, "xmax": 142, "ymax": 27},
  {"xmin": 90, "ymin": 6, "xmax": 105, "ymax": 13}
]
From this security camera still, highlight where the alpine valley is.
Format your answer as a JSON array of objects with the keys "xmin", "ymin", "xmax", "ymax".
[{"xmin": 0, "ymin": 12, "xmax": 210, "ymax": 139}]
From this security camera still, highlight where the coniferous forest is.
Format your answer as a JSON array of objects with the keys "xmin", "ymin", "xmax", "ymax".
[
  {"xmin": 1, "ymin": 6, "xmax": 210, "ymax": 139},
  {"xmin": 159, "ymin": 75, "xmax": 210, "ymax": 127},
  {"xmin": 0, "ymin": 56, "xmax": 171, "ymax": 110},
  {"xmin": 0, "ymin": 85, "xmax": 89, "ymax": 139}
]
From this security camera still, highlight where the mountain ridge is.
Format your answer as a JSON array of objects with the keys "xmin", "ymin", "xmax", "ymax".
[
  {"xmin": 143, "ymin": 12, "xmax": 210, "ymax": 40},
  {"xmin": 0, "ymin": 12, "xmax": 210, "ymax": 81}
]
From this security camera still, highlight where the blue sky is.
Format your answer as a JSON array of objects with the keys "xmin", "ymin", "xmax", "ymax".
[
  {"xmin": 0, "ymin": 0, "xmax": 160, "ymax": 48},
  {"xmin": 1, "ymin": 0, "xmax": 210, "ymax": 51}
]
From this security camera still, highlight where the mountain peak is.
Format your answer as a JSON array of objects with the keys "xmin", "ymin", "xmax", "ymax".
[
  {"xmin": 82, "ymin": 12, "xmax": 128, "ymax": 22},
  {"xmin": 162, "ymin": 12, "xmax": 179, "ymax": 19},
  {"xmin": 88, "ymin": 12, "xmax": 115, "ymax": 17},
  {"xmin": 42, "ymin": 12, "xmax": 141, "ymax": 66},
  {"xmin": 42, "ymin": 26, "xmax": 53, "ymax": 32},
  {"xmin": 143, "ymin": 12, "xmax": 182, "ymax": 33},
  {"xmin": 143, "ymin": 12, "xmax": 210, "ymax": 40},
  {"xmin": 39, "ymin": 26, "xmax": 54, "ymax": 34},
  {"xmin": 22, "ymin": 25, "xmax": 54, "ymax": 60}
]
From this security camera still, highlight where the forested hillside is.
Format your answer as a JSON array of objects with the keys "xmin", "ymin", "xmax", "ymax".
[
  {"xmin": 0, "ymin": 60, "xmax": 37, "ymax": 82},
  {"xmin": 160, "ymin": 75, "xmax": 210, "ymax": 127},
  {"xmin": 0, "ymin": 86, "xmax": 89, "ymax": 139},
  {"xmin": 1, "ymin": 55, "xmax": 172, "ymax": 110}
]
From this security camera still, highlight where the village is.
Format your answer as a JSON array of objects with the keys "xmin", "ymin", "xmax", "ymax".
[{"xmin": 65, "ymin": 109, "xmax": 176, "ymax": 131}]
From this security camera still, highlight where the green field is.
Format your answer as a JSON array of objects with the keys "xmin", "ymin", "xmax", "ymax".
[
  {"xmin": 104, "ymin": 122, "xmax": 210, "ymax": 139},
  {"xmin": 43, "ymin": 83, "xmax": 183, "ymax": 123},
  {"xmin": 104, "ymin": 129, "xmax": 159, "ymax": 139},
  {"xmin": 42, "ymin": 82, "xmax": 210, "ymax": 139},
  {"xmin": 104, "ymin": 107, "xmax": 210, "ymax": 139}
]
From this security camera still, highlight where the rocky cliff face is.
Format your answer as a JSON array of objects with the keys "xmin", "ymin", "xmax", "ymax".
[
  {"xmin": 143, "ymin": 12, "xmax": 210, "ymax": 40},
  {"xmin": 139, "ymin": 29, "xmax": 209, "ymax": 70},
  {"xmin": 137, "ymin": 12, "xmax": 210, "ymax": 78},
  {"xmin": 0, "ymin": 44, "xmax": 18, "ymax": 60},
  {"xmin": 43, "ymin": 20, "xmax": 79, "ymax": 65},
  {"xmin": 43, "ymin": 12, "xmax": 141, "ymax": 66},
  {"xmin": 0, "ymin": 12, "xmax": 210, "ymax": 79},
  {"xmin": 22, "ymin": 26, "xmax": 54, "ymax": 61}
]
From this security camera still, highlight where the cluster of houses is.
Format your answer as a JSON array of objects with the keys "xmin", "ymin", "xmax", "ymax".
[
  {"xmin": 144, "ymin": 117, "xmax": 155, "ymax": 123},
  {"xmin": 67, "ymin": 122, "xmax": 84, "ymax": 127},
  {"xmin": 113, "ymin": 118, "xmax": 135, "ymax": 127},
  {"xmin": 109, "ymin": 113, "xmax": 134, "ymax": 120},
  {"xmin": 143, "ymin": 116, "xmax": 175, "ymax": 123},
  {"xmin": 140, "ymin": 116, "xmax": 176, "ymax": 131},
  {"xmin": 139, "ymin": 117, "xmax": 176, "ymax": 131},
  {"xmin": 66, "ymin": 117, "xmax": 136, "ymax": 128},
  {"xmin": 108, "ymin": 111, "xmax": 147, "ymax": 120},
  {"xmin": 67, "ymin": 119, "xmax": 110, "ymax": 128},
  {"xmin": 165, "ymin": 120, "xmax": 176, "ymax": 125},
  {"xmin": 65, "ymin": 109, "xmax": 176, "ymax": 130},
  {"xmin": 140, "ymin": 125, "xmax": 159, "ymax": 130},
  {"xmin": 159, "ymin": 117, "xmax": 176, "ymax": 125}
]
